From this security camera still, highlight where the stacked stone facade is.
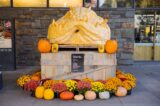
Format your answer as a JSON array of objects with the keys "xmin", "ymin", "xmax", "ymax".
[{"xmin": 0, "ymin": 8, "xmax": 134, "ymax": 66}]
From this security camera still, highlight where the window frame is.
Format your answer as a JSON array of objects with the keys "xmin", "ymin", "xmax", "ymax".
[{"xmin": 0, "ymin": 0, "xmax": 159, "ymax": 11}]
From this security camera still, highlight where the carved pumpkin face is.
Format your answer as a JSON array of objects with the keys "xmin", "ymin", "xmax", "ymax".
[
  {"xmin": 38, "ymin": 39, "xmax": 51, "ymax": 53},
  {"xmin": 60, "ymin": 91, "xmax": 74, "ymax": 100},
  {"xmin": 98, "ymin": 45, "xmax": 105, "ymax": 53},
  {"xmin": 105, "ymin": 40, "xmax": 118, "ymax": 54},
  {"xmin": 48, "ymin": 7, "xmax": 111, "ymax": 45}
]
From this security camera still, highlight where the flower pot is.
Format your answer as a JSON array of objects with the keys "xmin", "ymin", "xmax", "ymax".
[
  {"xmin": 96, "ymin": 92, "xmax": 99, "ymax": 99},
  {"xmin": 109, "ymin": 92, "xmax": 115, "ymax": 98},
  {"xmin": 127, "ymin": 89, "xmax": 132, "ymax": 95},
  {"xmin": 30, "ymin": 91, "xmax": 35, "ymax": 97},
  {"xmin": 0, "ymin": 26, "xmax": 4, "ymax": 31},
  {"xmin": 54, "ymin": 92, "xmax": 60, "ymax": 98},
  {"xmin": 74, "ymin": 90, "xmax": 79, "ymax": 95}
]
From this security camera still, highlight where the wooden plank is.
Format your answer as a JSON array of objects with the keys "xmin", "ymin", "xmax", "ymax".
[
  {"xmin": 154, "ymin": 46, "xmax": 160, "ymax": 60},
  {"xmin": 134, "ymin": 45, "xmax": 153, "ymax": 61},
  {"xmin": 41, "ymin": 52, "xmax": 117, "ymax": 66},
  {"xmin": 59, "ymin": 45, "xmax": 98, "ymax": 48}
]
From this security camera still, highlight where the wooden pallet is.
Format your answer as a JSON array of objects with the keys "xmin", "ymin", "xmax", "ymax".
[{"xmin": 58, "ymin": 45, "xmax": 99, "ymax": 51}]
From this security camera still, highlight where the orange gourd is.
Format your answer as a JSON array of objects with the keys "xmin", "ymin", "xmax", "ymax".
[
  {"xmin": 38, "ymin": 39, "xmax": 51, "ymax": 53},
  {"xmin": 31, "ymin": 75, "xmax": 40, "ymax": 81},
  {"xmin": 105, "ymin": 40, "xmax": 118, "ymax": 54},
  {"xmin": 60, "ymin": 91, "xmax": 74, "ymax": 100}
]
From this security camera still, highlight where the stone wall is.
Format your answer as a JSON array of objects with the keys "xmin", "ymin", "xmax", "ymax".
[{"xmin": 0, "ymin": 8, "xmax": 134, "ymax": 66}]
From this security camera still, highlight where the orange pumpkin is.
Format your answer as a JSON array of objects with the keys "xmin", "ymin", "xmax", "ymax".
[
  {"xmin": 31, "ymin": 75, "xmax": 41, "ymax": 81},
  {"xmin": 105, "ymin": 40, "xmax": 118, "ymax": 54},
  {"xmin": 60, "ymin": 91, "xmax": 74, "ymax": 100},
  {"xmin": 38, "ymin": 39, "xmax": 51, "ymax": 53}
]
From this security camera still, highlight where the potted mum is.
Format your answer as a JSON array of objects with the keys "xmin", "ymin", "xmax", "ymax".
[
  {"xmin": 51, "ymin": 82, "xmax": 67, "ymax": 98},
  {"xmin": 65, "ymin": 80, "xmax": 77, "ymax": 92},
  {"xmin": 104, "ymin": 80, "xmax": 117, "ymax": 97},
  {"xmin": 76, "ymin": 81, "xmax": 91, "ymax": 94},
  {"xmin": 116, "ymin": 70, "xmax": 137, "ymax": 95},
  {"xmin": 23, "ymin": 80, "xmax": 40, "ymax": 97},
  {"xmin": 91, "ymin": 81, "xmax": 105, "ymax": 98}
]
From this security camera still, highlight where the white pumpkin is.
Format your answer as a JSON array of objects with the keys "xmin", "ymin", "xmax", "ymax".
[
  {"xmin": 85, "ymin": 91, "xmax": 96, "ymax": 100},
  {"xmin": 74, "ymin": 94, "xmax": 84, "ymax": 101},
  {"xmin": 115, "ymin": 87, "xmax": 127, "ymax": 97},
  {"xmin": 99, "ymin": 91, "xmax": 110, "ymax": 99}
]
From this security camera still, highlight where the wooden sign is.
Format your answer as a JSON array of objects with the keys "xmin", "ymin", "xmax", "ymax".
[{"xmin": 71, "ymin": 54, "xmax": 84, "ymax": 72}]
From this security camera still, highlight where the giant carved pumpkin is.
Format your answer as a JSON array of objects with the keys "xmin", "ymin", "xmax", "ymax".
[
  {"xmin": 60, "ymin": 91, "xmax": 74, "ymax": 100},
  {"xmin": 48, "ymin": 7, "xmax": 111, "ymax": 45},
  {"xmin": 105, "ymin": 40, "xmax": 118, "ymax": 54},
  {"xmin": 38, "ymin": 39, "xmax": 51, "ymax": 53}
]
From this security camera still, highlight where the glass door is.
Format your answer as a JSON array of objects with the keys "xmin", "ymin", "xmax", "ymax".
[{"xmin": 0, "ymin": 19, "xmax": 15, "ymax": 71}]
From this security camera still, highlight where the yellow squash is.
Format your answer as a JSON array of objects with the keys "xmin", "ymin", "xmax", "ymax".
[
  {"xmin": 44, "ymin": 89, "xmax": 54, "ymax": 100},
  {"xmin": 35, "ymin": 86, "xmax": 45, "ymax": 99}
]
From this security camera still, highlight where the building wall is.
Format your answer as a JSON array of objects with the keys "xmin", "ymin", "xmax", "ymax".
[{"xmin": 0, "ymin": 8, "xmax": 134, "ymax": 66}]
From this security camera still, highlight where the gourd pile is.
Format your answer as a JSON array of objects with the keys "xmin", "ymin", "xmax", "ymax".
[{"xmin": 17, "ymin": 70, "xmax": 137, "ymax": 101}]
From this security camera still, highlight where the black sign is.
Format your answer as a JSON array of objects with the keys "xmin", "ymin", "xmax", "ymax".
[{"xmin": 71, "ymin": 54, "xmax": 84, "ymax": 72}]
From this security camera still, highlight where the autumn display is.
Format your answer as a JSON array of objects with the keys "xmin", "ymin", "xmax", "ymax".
[{"xmin": 17, "ymin": 70, "xmax": 137, "ymax": 101}]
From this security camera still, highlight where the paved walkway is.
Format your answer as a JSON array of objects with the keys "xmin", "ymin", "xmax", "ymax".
[{"xmin": 0, "ymin": 62, "xmax": 160, "ymax": 106}]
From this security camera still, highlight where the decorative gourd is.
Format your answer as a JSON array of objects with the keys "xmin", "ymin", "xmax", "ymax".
[
  {"xmin": 85, "ymin": 91, "xmax": 96, "ymax": 100},
  {"xmin": 44, "ymin": 89, "xmax": 54, "ymax": 100},
  {"xmin": 35, "ymin": 86, "xmax": 45, "ymax": 99},
  {"xmin": 38, "ymin": 39, "xmax": 51, "ymax": 53},
  {"xmin": 60, "ymin": 91, "xmax": 74, "ymax": 100},
  {"xmin": 115, "ymin": 87, "xmax": 127, "ymax": 97},
  {"xmin": 99, "ymin": 91, "xmax": 110, "ymax": 99},
  {"xmin": 74, "ymin": 94, "xmax": 84, "ymax": 101},
  {"xmin": 98, "ymin": 45, "xmax": 105, "ymax": 53},
  {"xmin": 105, "ymin": 40, "xmax": 118, "ymax": 54},
  {"xmin": 52, "ymin": 44, "xmax": 59, "ymax": 53},
  {"xmin": 31, "ymin": 75, "xmax": 40, "ymax": 81}
]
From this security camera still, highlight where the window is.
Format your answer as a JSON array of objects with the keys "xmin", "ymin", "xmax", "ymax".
[
  {"xmin": 99, "ymin": 0, "xmax": 132, "ymax": 8},
  {"xmin": 136, "ymin": 0, "xmax": 160, "ymax": 8},
  {"xmin": 0, "ymin": 0, "xmax": 10, "ymax": 7},
  {"xmin": 13, "ymin": 0, "xmax": 47, "ymax": 7},
  {"xmin": 49, "ymin": 0, "xmax": 83, "ymax": 7},
  {"xmin": 0, "ymin": 19, "xmax": 12, "ymax": 48},
  {"xmin": 135, "ymin": 12, "xmax": 160, "ymax": 43},
  {"xmin": 84, "ymin": 0, "xmax": 97, "ymax": 8}
]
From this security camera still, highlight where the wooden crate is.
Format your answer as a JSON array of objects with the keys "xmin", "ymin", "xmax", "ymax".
[{"xmin": 41, "ymin": 52, "xmax": 117, "ymax": 80}]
